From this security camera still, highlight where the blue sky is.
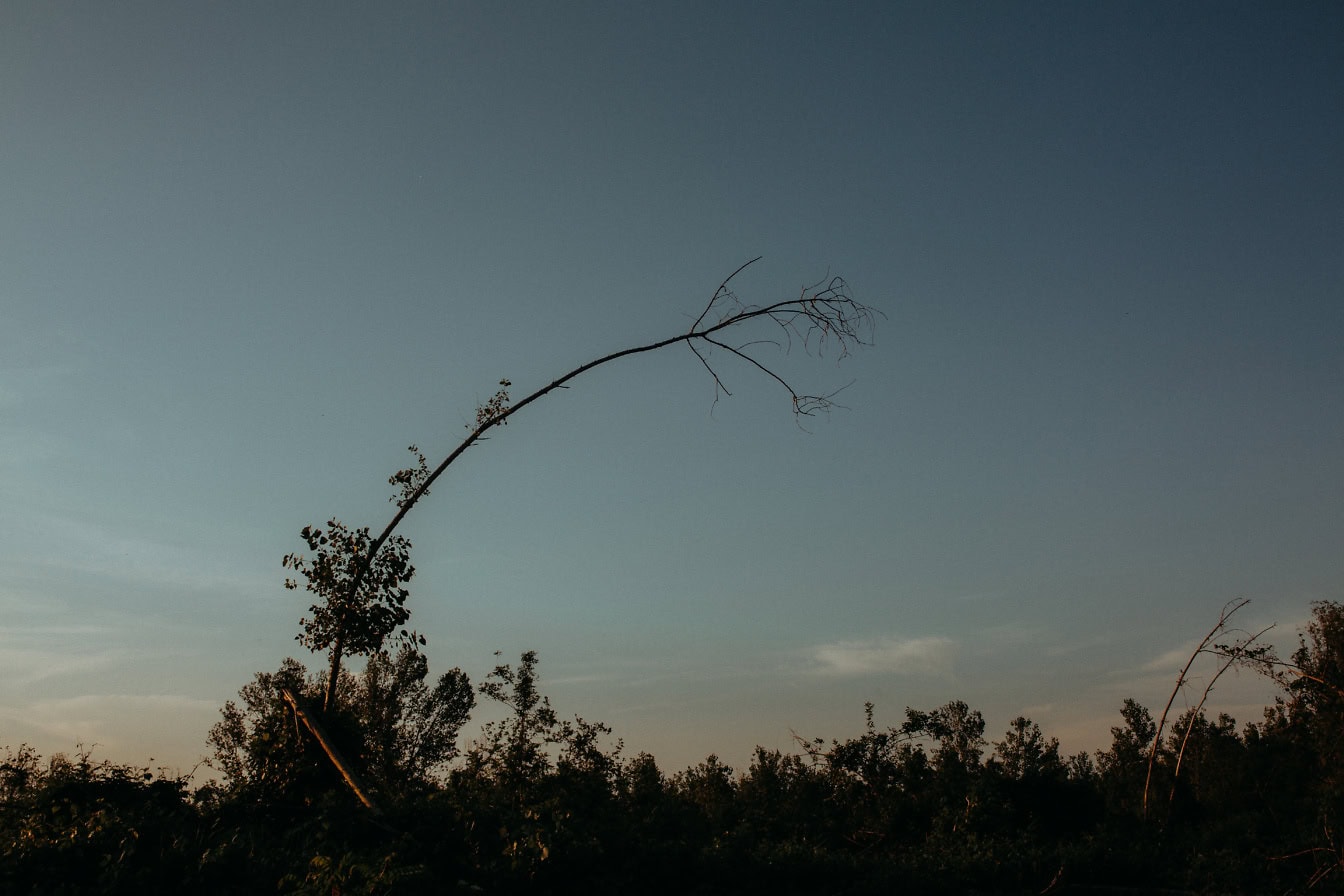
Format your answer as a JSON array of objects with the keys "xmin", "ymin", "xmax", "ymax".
[{"xmin": 2, "ymin": 2, "xmax": 1341, "ymax": 775}]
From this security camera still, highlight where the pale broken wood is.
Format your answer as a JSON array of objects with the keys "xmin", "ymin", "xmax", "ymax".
[{"xmin": 280, "ymin": 686, "xmax": 382, "ymax": 816}]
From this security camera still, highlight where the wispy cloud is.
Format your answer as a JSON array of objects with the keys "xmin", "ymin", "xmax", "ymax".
[
  {"xmin": 0, "ymin": 624, "xmax": 198, "ymax": 687},
  {"xmin": 1044, "ymin": 635, "xmax": 1111, "ymax": 658},
  {"xmin": 20, "ymin": 514, "xmax": 273, "ymax": 597},
  {"xmin": 1091, "ymin": 631, "xmax": 1284, "ymax": 719},
  {"xmin": 1141, "ymin": 642, "xmax": 1203, "ymax": 675},
  {"xmin": 0, "ymin": 644, "xmax": 143, "ymax": 687},
  {"xmin": 955, "ymin": 591, "xmax": 1004, "ymax": 603},
  {"xmin": 0, "ymin": 693, "xmax": 220, "ymax": 750},
  {"xmin": 807, "ymin": 635, "xmax": 956, "ymax": 678}
]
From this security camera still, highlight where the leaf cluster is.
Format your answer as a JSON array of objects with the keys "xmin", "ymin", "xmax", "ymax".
[
  {"xmin": 472, "ymin": 379, "xmax": 511, "ymax": 429},
  {"xmin": 283, "ymin": 520, "xmax": 422, "ymax": 661},
  {"xmin": 387, "ymin": 445, "xmax": 431, "ymax": 509}
]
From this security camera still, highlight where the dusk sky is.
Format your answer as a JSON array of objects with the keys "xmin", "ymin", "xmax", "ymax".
[{"xmin": 3, "ymin": 3, "xmax": 1341, "ymax": 776}]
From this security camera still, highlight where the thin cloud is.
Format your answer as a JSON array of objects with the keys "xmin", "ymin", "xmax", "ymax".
[
  {"xmin": 0, "ymin": 644, "xmax": 142, "ymax": 688},
  {"xmin": 1094, "ymin": 633, "xmax": 1284, "ymax": 722},
  {"xmin": 0, "ymin": 693, "xmax": 221, "ymax": 755},
  {"xmin": 0, "ymin": 627, "xmax": 198, "ymax": 688},
  {"xmin": 1141, "ymin": 642, "xmax": 1203, "ymax": 675},
  {"xmin": 21, "ymin": 514, "xmax": 273, "ymax": 597},
  {"xmin": 22, "ymin": 693, "xmax": 219, "ymax": 715},
  {"xmin": 1044, "ymin": 635, "xmax": 1111, "ymax": 658},
  {"xmin": 808, "ymin": 635, "xmax": 956, "ymax": 678}
]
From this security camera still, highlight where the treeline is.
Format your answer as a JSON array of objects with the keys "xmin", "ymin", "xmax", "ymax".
[{"xmin": 5, "ymin": 603, "xmax": 1344, "ymax": 895}]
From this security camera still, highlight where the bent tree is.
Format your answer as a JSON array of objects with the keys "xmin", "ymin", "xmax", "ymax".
[{"xmin": 284, "ymin": 259, "xmax": 879, "ymax": 712}]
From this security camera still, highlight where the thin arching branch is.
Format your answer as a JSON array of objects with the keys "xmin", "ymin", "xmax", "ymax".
[
  {"xmin": 312, "ymin": 262, "xmax": 880, "ymax": 710},
  {"xmin": 1143, "ymin": 598, "xmax": 1251, "ymax": 818},
  {"xmin": 1168, "ymin": 621, "xmax": 1275, "ymax": 801}
]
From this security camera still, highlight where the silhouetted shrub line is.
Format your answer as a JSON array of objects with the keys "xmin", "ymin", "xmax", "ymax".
[{"xmin": 8, "ymin": 602, "xmax": 1344, "ymax": 893}]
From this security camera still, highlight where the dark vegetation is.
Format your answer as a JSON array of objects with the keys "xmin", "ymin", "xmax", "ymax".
[
  {"xmin": 6, "ymin": 608, "xmax": 1344, "ymax": 894},
  {"xmin": 5, "ymin": 267, "xmax": 1340, "ymax": 892}
]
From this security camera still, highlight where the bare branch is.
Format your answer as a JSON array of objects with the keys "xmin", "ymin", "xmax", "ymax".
[
  {"xmin": 1168, "ymin": 621, "xmax": 1275, "ymax": 801},
  {"xmin": 1143, "ymin": 598, "xmax": 1252, "ymax": 818},
  {"xmin": 700, "ymin": 335, "xmax": 803, "ymax": 405},
  {"xmin": 690, "ymin": 256, "xmax": 763, "ymax": 332},
  {"xmin": 686, "ymin": 340, "xmax": 732, "ymax": 405}
]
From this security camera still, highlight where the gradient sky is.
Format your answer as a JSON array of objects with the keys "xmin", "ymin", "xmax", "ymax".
[{"xmin": 3, "ymin": 2, "xmax": 1341, "ymax": 777}]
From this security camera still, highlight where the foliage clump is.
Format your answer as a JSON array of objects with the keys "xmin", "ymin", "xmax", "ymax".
[{"xmin": 285, "ymin": 524, "xmax": 419, "ymax": 664}]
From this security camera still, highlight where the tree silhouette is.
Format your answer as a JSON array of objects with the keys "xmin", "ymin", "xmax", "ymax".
[
  {"xmin": 285, "ymin": 260, "xmax": 879, "ymax": 711},
  {"xmin": 993, "ymin": 716, "xmax": 1062, "ymax": 782}
]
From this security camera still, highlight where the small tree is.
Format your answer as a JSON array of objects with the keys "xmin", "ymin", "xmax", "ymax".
[
  {"xmin": 282, "ymin": 522, "xmax": 423, "ymax": 713},
  {"xmin": 470, "ymin": 650, "xmax": 564, "ymax": 790},
  {"xmin": 904, "ymin": 700, "xmax": 986, "ymax": 774},
  {"xmin": 1287, "ymin": 601, "xmax": 1344, "ymax": 717},
  {"xmin": 208, "ymin": 657, "xmax": 323, "ymax": 799},
  {"xmin": 1096, "ymin": 698, "xmax": 1156, "ymax": 817},
  {"xmin": 208, "ymin": 650, "xmax": 473, "ymax": 803},
  {"xmin": 901, "ymin": 700, "xmax": 986, "ymax": 833},
  {"xmin": 993, "ymin": 716, "xmax": 1063, "ymax": 782},
  {"xmin": 450, "ymin": 650, "xmax": 626, "ymax": 881},
  {"xmin": 355, "ymin": 646, "xmax": 475, "ymax": 798},
  {"xmin": 1276, "ymin": 602, "xmax": 1344, "ymax": 885}
]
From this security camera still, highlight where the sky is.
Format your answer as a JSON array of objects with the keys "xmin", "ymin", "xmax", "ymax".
[{"xmin": 2, "ymin": 2, "xmax": 1341, "ymax": 778}]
